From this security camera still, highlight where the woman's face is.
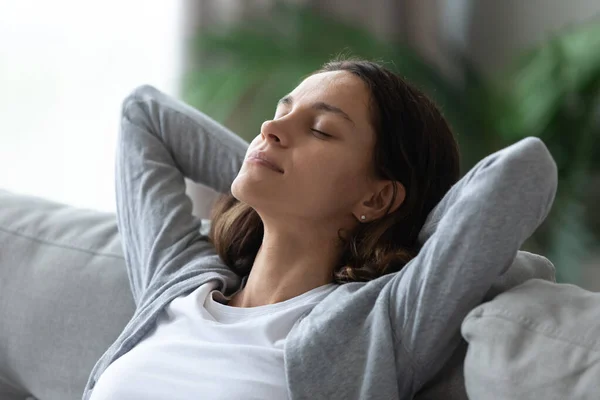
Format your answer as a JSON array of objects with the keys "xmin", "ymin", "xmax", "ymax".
[{"xmin": 231, "ymin": 70, "xmax": 378, "ymax": 225}]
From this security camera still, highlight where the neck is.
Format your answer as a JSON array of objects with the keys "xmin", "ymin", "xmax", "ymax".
[{"xmin": 228, "ymin": 220, "xmax": 341, "ymax": 308}]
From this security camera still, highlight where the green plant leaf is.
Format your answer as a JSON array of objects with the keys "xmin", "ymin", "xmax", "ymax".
[{"xmin": 494, "ymin": 21, "xmax": 600, "ymax": 139}]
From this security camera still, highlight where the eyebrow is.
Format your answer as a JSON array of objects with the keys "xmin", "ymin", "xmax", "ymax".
[{"xmin": 278, "ymin": 95, "xmax": 355, "ymax": 126}]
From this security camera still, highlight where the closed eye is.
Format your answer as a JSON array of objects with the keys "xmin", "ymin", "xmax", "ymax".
[{"xmin": 311, "ymin": 128, "xmax": 332, "ymax": 139}]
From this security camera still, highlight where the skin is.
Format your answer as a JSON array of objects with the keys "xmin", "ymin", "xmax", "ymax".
[{"xmin": 228, "ymin": 71, "xmax": 405, "ymax": 308}]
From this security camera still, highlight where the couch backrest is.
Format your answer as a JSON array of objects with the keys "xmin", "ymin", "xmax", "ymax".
[{"xmin": 0, "ymin": 189, "xmax": 135, "ymax": 400}]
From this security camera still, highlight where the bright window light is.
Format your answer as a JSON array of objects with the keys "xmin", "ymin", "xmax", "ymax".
[{"xmin": 0, "ymin": 0, "xmax": 184, "ymax": 212}]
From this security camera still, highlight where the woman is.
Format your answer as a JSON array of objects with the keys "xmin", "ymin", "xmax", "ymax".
[{"xmin": 84, "ymin": 59, "xmax": 557, "ymax": 399}]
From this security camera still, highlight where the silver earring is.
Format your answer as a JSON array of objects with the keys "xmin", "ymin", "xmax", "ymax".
[{"xmin": 360, "ymin": 215, "xmax": 366, "ymax": 221}]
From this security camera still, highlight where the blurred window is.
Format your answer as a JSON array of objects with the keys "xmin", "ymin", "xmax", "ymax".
[{"xmin": 0, "ymin": 0, "xmax": 183, "ymax": 212}]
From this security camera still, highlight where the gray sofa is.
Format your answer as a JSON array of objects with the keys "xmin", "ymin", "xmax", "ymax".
[{"xmin": 1, "ymin": 186, "xmax": 599, "ymax": 400}]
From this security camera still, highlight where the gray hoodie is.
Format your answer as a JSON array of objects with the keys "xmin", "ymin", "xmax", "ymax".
[{"xmin": 82, "ymin": 85, "xmax": 558, "ymax": 400}]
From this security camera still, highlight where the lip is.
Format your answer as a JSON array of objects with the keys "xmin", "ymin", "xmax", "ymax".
[{"xmin": 245, "ymin": 150, "xmax": 284, "ymax": 173}]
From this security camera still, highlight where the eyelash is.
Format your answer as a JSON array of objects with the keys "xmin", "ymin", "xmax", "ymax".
[{"xmin": 311, "ymin": 129, "xmax": 332, "ymax": 139}]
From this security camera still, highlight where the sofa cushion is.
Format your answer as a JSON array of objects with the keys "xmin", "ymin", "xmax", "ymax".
[
  {"xmin": 462, "ymin": 279, "xmax": 600, "ymax": 400},
  {"xmin": 0, "ymin": 188, "xmax": 134, "ymax": 400}
]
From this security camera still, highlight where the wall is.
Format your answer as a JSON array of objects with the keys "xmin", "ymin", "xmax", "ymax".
[{"xmin": 463, "ymin": 0, "xmax": 600, "ymax": 75}]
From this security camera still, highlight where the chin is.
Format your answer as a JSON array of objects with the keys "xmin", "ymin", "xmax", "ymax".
[
  {"xmin": 232, "ymin": 174, "xmax": 269, "ymax": 205},
  {"xmin": 233, "ymin": 176, "xmax": 292, "ymax": 218}
]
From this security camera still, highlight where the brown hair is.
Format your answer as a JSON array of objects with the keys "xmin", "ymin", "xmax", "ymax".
[{"xmin": 209, "ymin": 59, "xmax": 461, "ymax": 283}]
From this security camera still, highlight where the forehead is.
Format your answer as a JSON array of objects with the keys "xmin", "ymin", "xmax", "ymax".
[{"xmin": 290, "ymin": 70, "xmax": 373, "ymax": 127}]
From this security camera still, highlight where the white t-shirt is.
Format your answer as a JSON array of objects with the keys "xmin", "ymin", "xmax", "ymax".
[{"xmin": 89, "ymin": 277, "xmax": 338, "ymax": 400}]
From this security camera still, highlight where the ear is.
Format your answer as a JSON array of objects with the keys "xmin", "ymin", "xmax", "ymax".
[{"xmin": 353, "ymin": 180, "xmax": 406, "ymax": 223}]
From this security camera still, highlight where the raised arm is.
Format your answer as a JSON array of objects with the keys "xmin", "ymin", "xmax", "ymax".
[
  {"xmin": 116, "ymin": 85, "xmax": 248, "ymax": 306},
  {"xmin": 384, "ymin": 137, "xmax": 558, "ymax": 392}
]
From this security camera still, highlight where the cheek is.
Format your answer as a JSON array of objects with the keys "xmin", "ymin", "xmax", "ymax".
[{"xmin": 299, "ymin": 153, "xmax": 368, "ymax": 207}]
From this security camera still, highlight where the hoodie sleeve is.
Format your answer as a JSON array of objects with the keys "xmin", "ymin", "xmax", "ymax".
[
  {"xmin": 115, "ymin": 85, "xmax": 248, "ymax": 306},
  {"xmin": 384, "ymin": 137, "xmax": 558, "ymax": 392}
]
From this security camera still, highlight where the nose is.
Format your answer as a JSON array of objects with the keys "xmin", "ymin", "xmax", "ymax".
[{"xmin": 260, "ymin": 119, "xmax": 287, "ymax": 146}]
